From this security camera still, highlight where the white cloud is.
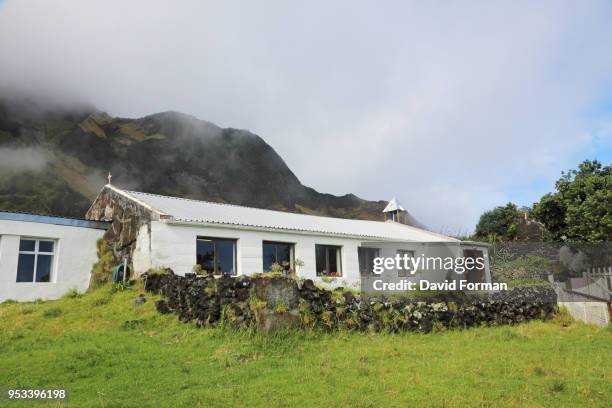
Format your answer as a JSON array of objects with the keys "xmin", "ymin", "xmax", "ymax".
[
  {"xmin": 1, "ymin": 0, "xmax": 611, "ymax": 232},
  {"xmin": 0, "ymin": 147, "xmax": 50, "ymax": 173}
]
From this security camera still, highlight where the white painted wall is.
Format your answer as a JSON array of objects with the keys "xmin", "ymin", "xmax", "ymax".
[
  {"xmin": 0, "ymin": 220, "xmax": 104, "ymax": 302},
  {"xmin": 137, "ymin": 221, "xmax": 490, "ymax": 289},
  {"xmin": 138, "ymin": 221, "xmax": 368, "ymax": 288},
  {"xmin": 133, "ymin": 223, "xmax": 153, "ymax": 273}
]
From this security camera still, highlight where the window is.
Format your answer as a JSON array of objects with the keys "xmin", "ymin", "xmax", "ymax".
[
  {"xmin": 16, "ymin": 239, "xmax": 55, "ymax": 283},
  {"xmin": 315, "ymin": 244, "xmax": 342, "ymax": 277},
  {"xmin": 262, "ymin": 241, "xmax": 294, "ymax": 272},
  {"xmin": 358, "ymin": 247, "xmax": 380, "ymax": 276},
  {"xmin": 463, "ymin": 249, "xmax": 485, "ymax": 283},
  {"xmin": 196, "ymin": 237, "xmax": 237, "ymax": 275},
  {"xmin": 397, "ymin": 249, "xmax": 415, "ymax": 277}
]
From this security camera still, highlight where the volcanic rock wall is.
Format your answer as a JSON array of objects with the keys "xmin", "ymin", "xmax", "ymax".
[
  {"xmin": 86, "ymin": 187, "xmax": 155, "ymax": 264},
  {"xmin": 143, "ymin": 270, "xmax": 557, "ymax": 332}
]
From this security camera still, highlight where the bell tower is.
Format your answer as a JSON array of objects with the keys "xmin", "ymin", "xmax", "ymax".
[{"xmin": 383, "ymin": 197, "xmax": 406, "ymax": 223}]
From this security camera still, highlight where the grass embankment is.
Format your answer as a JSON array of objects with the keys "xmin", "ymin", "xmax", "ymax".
[{"xmin": 0, "ymin": 285, "xmax": 611, "ymax": 407}]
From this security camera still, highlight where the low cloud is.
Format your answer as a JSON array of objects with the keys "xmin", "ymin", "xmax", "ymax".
[
  {"xmin": 0, "ymin": 147, "xmax": 50, "ymax": 173},
  {"xmin": 0, "ymin": 1, "xmax": 611, "ymax": 232}
]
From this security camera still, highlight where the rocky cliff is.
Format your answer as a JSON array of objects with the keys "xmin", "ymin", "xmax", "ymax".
[{"xmin": 0, "ymin": 96, "xmax": 401, "ymax": 222}]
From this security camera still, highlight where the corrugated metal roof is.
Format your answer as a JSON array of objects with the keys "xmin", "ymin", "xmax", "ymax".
[
  {"xmin": 383, "ymin": 197, "xmax": 405, "ymax": 212},
  {"xmin": 110, "ymin": 186, "xmax": 457, "ymax": 242},
  {"xmin": 0, "ymin": 211, "xmax": 110, "ymax": 230}
]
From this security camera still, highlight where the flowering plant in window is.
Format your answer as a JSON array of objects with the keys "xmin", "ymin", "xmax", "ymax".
[{"xmin": 269, "ymin": 262, "xmax": 289, "ymax": 275}]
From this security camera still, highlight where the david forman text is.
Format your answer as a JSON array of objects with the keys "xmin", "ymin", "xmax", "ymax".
[{"xmin": 372, "ymin": 280, "xmax": 508, "ymax": 292}]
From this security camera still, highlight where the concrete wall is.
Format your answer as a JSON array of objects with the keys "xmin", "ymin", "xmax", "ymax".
[
  {"xmin": 558, "ymin": 301, "xmax": 610, "ymax": 327},
  {"xmin": 554, "ymin": 281, "xmax": 611, "ymax": 327},
  {"xmin": 0, "ymin": 220, "xmax": 104, "ymax": 302}
]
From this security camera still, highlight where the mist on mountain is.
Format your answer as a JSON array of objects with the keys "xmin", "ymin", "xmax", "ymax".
[{"xmin": 0, "ymin": 93, "xmax": 418, "ymax": 225}]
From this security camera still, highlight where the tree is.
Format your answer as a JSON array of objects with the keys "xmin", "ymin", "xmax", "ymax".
[
  {"xmin": 531, "ymin": 160, "xmax": 611, "ymax": 242},
  {"xmin": 474, "ymin": 202, "xmax": 521, "ymax": 241}
]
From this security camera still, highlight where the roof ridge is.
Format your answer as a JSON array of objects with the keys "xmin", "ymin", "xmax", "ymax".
[
  {"xmin": 123, "ymin": 188, "xmax": 394, "ymax": 225},
  {"xmin": 114, "ymin": 188, "xmax": 456, "ymax": 242}
]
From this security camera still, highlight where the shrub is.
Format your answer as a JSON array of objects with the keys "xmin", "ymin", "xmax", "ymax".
[
  {"xmin": 275, "ymin": 303, "xmax": 288, "ymax": 313},
  {"xmin": 111, "ymin": 281, "xmax": 131, "ymax": 293},
  {"xmin": 192, "ymin": 264, "xmax": 212, "ymax": 276},
  {"xmin": 552, "ymin": 306, "xmax": 574, "ymax": 327},
  {"xmin": 90, "ymin": 239, "xmax": 115, "ymax": 289},
  {"xmin": 63, "ymin": 288, "xmax": 82, "ymax": 299},
  {"xmin": 147, "ymin": 267, "xmax": 170, "ymax": 276},
  {"xmin": 474, "ymin": 202, "xmax": 521, "ymax": 241},
  {"xmin": 270, "ymin": 262, "xmax": 286, "ymax": 274}
]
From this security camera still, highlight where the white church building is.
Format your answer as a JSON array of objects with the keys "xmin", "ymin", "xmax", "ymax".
[
  {"xmin": 0, "ymin": 183, "xmax": 491, "ymax": 302},
  {"xmin": 86, "ymin": 185, "xmax": 491, "ymax": 288}
]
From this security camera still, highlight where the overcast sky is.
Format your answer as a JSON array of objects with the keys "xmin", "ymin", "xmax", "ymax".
[{"xmin": 1, "ymin": 1, "xmax": 611, "ymax": 233}]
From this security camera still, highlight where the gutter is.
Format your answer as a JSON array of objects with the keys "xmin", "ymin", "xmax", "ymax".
[{"xmin": 0, "ymin": 211, "xmax": 110, "ymax": 230}]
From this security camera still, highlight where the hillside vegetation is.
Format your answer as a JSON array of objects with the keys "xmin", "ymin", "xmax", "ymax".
[
  {"xmin": 0, "ymin": 97, "xmax": 396, "ymax": 222},
  {"xmin": 473, "ymin": 160, "xmax": 611, "ymax": 243},
  {"xmin": 0, "ymin": 284, "xmax": 611, "ymax": 407}
]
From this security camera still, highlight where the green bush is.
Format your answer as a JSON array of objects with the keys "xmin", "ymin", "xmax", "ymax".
[
  {"xmin": 147, "ymin": 267, "xmax": 170, "ymax": 276},
  {"xmin": 111, "ymin": 281, "xmax": 131, "ymax": 293},
  {"xmin": 474, "ymin": 203, "xmax": 521, "ymax": 241},
  {"xmin": 63, "ymin": 288, "xmax": 82, "ymax": 299},
  {"xmin": 552, "ymin": 306, "xmax": 574, "ymax": 327},
  {"xmin": 90, "ymin": 239, "xmax": 115, "ymax": 289}
]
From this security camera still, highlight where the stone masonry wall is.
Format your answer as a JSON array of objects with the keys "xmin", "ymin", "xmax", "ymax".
[
  {"xmin": 86, "ymin": 187, "xmax": 155, "ymax": 265},
  {"xmin": 144, "ymin": 270, "xmax": 557, "ymax": 332}
]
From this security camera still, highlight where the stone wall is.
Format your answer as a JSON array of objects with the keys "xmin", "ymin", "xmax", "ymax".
[
  {"xmin": 144, "ymin": 270, "xmax": 557, "ymax": 332},
  {"xmin": 86, "ymin": 187, "xmax": 155, "ymax": 264}
]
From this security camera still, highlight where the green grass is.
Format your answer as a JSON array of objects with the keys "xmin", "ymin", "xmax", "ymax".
[{"xmin": 0, "ymin": 285, "xmax": 611, "ymax": 407}]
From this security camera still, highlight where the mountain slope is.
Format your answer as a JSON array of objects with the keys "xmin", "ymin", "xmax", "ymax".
[{"xmin": 0, "ymin": 97, "xmax": 414, "ymax": 223}]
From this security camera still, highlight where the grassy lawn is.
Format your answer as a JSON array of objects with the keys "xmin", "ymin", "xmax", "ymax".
[{"xmin": 0, "ymin": 285, "xmax": 611, "ymax": 407}]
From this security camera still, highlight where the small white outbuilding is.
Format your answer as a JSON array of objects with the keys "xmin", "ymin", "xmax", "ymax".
[{"xmin": 0, "ymin": 212, "xmax": 108, "ymax": 302}]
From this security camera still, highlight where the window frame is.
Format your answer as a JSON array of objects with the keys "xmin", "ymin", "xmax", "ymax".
[
  {"xmin": 315, "ymin": 244, "xmax": 343, "ymax": 277},
  {"xmin": 16, "ymin": 238, "xmax": 56, "ymax": 283},
  {"xmin": 463, "ymin": 249, "xmax": 486, "ymax": 283},
  {"xmin": 396, "ymin": 249, "xmax": 415, "ymax": 277},
  {"xmin": 358, "ymin": 247, "xmax": 381, "ymax": 276},
  {"xmin": 262, "ymin": 240, "xmax": 295, "ymax": 272},
  {"xmin": 196, "ymin": 237, "xmax": 238, "ymax": 276}
]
